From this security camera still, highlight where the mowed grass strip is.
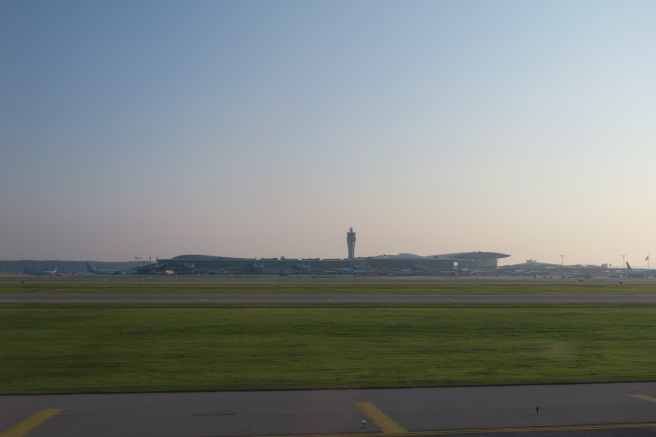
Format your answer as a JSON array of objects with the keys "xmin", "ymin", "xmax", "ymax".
[
  {"xmin": 2, "ymin": 305, "xmax": 656, "ymax": 394},
  {"xmin": 3, "ymin": 280, "xmax": 656, "ymax": 295}
]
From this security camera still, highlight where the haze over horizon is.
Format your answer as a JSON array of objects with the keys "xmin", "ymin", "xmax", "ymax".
[{"xmin": 2, "ymin": 1, "xmax": 655, "ymax": 268}]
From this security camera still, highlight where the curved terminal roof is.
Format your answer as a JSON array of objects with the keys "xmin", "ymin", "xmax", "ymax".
[
  {"xmin": 431, "ymin": 251, "xmax": 510, "ymax": 260},
  {"xmin": 369, "ymin": 253, "xmax": 427, "ymax": 260},
  {"xmin": 166, "ymin": 252, "xmax": 510, "ymax": 262},
  {"xmin": 500, "ymin": 260, "xmax": 560, "ymax": 269},
  {"xmin": 362, "ymin": 252, "xmax": 509, "ymax": 261},
  {"xmin": 168, "ymin": 252, "xmax": 510, "ymax": 261},
  {"xmin": 171, "ymin": 254, "xmax": 255, "ymax": 261}
]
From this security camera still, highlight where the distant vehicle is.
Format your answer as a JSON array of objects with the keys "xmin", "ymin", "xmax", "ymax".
[
  {"xmin": 86, "ymin": 262, "xmax": 137, "ymax": 275},
  {"xmin": 24, "ymin": 267, "xmax": 58, "ymax": 276},
  {"xmin": 626, "ymin": 262, "xmax": 656, "ymax": 278}
]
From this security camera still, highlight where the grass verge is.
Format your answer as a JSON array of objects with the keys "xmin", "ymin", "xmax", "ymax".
[
  {"xmin": 1, "ymin": 280, "xmax": 655, "ymax": 295},
  {"xmin": 2, "ymin": 303, "xmax": 656, "ymax": 394}
]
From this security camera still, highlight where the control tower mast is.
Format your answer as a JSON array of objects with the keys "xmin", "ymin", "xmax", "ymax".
[{"xmin": 346, "ymin": 227, "xmax": 356, "ymax": 260}]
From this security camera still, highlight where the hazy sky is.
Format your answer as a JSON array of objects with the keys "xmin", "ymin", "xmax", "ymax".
[{"xmin": 2, "ymin": 0, "xmax": 655, "ymax": 266}]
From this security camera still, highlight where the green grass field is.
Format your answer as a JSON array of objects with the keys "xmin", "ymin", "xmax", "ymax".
[
  {"xmin": 2, "ymin": 303, "xmax": 656, "ymax": 394},
  {"xmin": 2, "ymin": 278, "xmax": 656, "ymax": 295}
]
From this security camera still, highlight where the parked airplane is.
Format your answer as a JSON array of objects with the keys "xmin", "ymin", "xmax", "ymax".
[
  {"xmin": 626, "ymin": 262, "xmax": 656, "ymax": 278},
  {"xmin": 459, "ymin": 267, "xmax": 481, "ymax": 276},
  {"xmin": 569, "ymin": 271, "xmax": 593, "ymax": 279},
  {"xmin": 276, "ymin": 268, "xmax": 298, "ymax": 276},
  {"xmin": 331, "ymin": 266, "xmax": 373, "ymax": 275},
  {"xmin": 459, "ymin": 267, "xmax": 499, "ymax": 276},
  {"xmin": 24, "ymin": 267, "xmax": 58, "ymax": 276},
  {"xmin": 86, "ymin": 262, "xmax": 137, "ymax": 275}
]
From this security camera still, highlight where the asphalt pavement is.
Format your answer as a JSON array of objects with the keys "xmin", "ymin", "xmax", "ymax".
[{"xmin": 3, "ymin": 383, "xmax": 656, "ymax": 436}]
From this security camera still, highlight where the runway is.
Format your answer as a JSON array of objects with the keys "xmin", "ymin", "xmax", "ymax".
[
  {"xmin": 3, "ymin": 293, "xmax": 656, "ymax": 303},
  {"xmin": 4, "ymin": 382, "xmax": 656, "ymax": 436}
]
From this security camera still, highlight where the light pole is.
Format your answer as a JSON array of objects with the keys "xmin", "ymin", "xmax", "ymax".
[{"xmin": 561, "ymin": 254, "xmax": 564, "ymax": 278}]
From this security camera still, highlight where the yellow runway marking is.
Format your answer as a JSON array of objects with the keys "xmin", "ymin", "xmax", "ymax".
[
  {"xmin": 354, "ymin": 401, "xmax": 407, "ymax": 433},
  {"xmin": 632, "ymin": 393, "xmax": 656, "ymax": 403},
  {"xmin": 1, "ymin": 409, "xmax": 61, "ymax": 437}
]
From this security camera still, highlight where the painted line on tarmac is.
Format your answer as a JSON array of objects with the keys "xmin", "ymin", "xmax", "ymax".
[
  {"xmin": 253, "ymin": 422, "xmax": 656, "ymax": 437},
  {"xmin": 1, "ymin": 409, "xmax": 61, "ymax": 437},
  {"xmin": 354, "ymin": 401, "xmax": 407, "ymax": 433},
  {"xmin": 399, "ymin": 422, "xmax": 656, "ymax": 435},
  {"xmin": 632, "ymin": 393, "xmax": 656, "ymax": 403}
]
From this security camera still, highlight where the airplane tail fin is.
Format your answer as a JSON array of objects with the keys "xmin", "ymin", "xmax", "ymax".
[
  {"xmin": 626, "ymin": 262, "xmax": 632, "ymax": 271},
  {"xmin": 86, "ymin": 262, "xmax": 96, "ymax": 273}
]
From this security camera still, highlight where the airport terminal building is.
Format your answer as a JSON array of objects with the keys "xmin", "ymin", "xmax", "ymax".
[{"xmin": 138, "ymin": 229, "xmax": 509, "ymax": 276}]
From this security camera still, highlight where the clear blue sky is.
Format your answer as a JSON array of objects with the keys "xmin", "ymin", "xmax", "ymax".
[{"xmin": 1, "ymin": 0, "xmax": 655, "ymax": 266}]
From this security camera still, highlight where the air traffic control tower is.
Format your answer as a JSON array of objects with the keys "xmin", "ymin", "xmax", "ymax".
[{"xmin": 347, "ymin": 227, "xmax": 356, "ymax": 260}]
